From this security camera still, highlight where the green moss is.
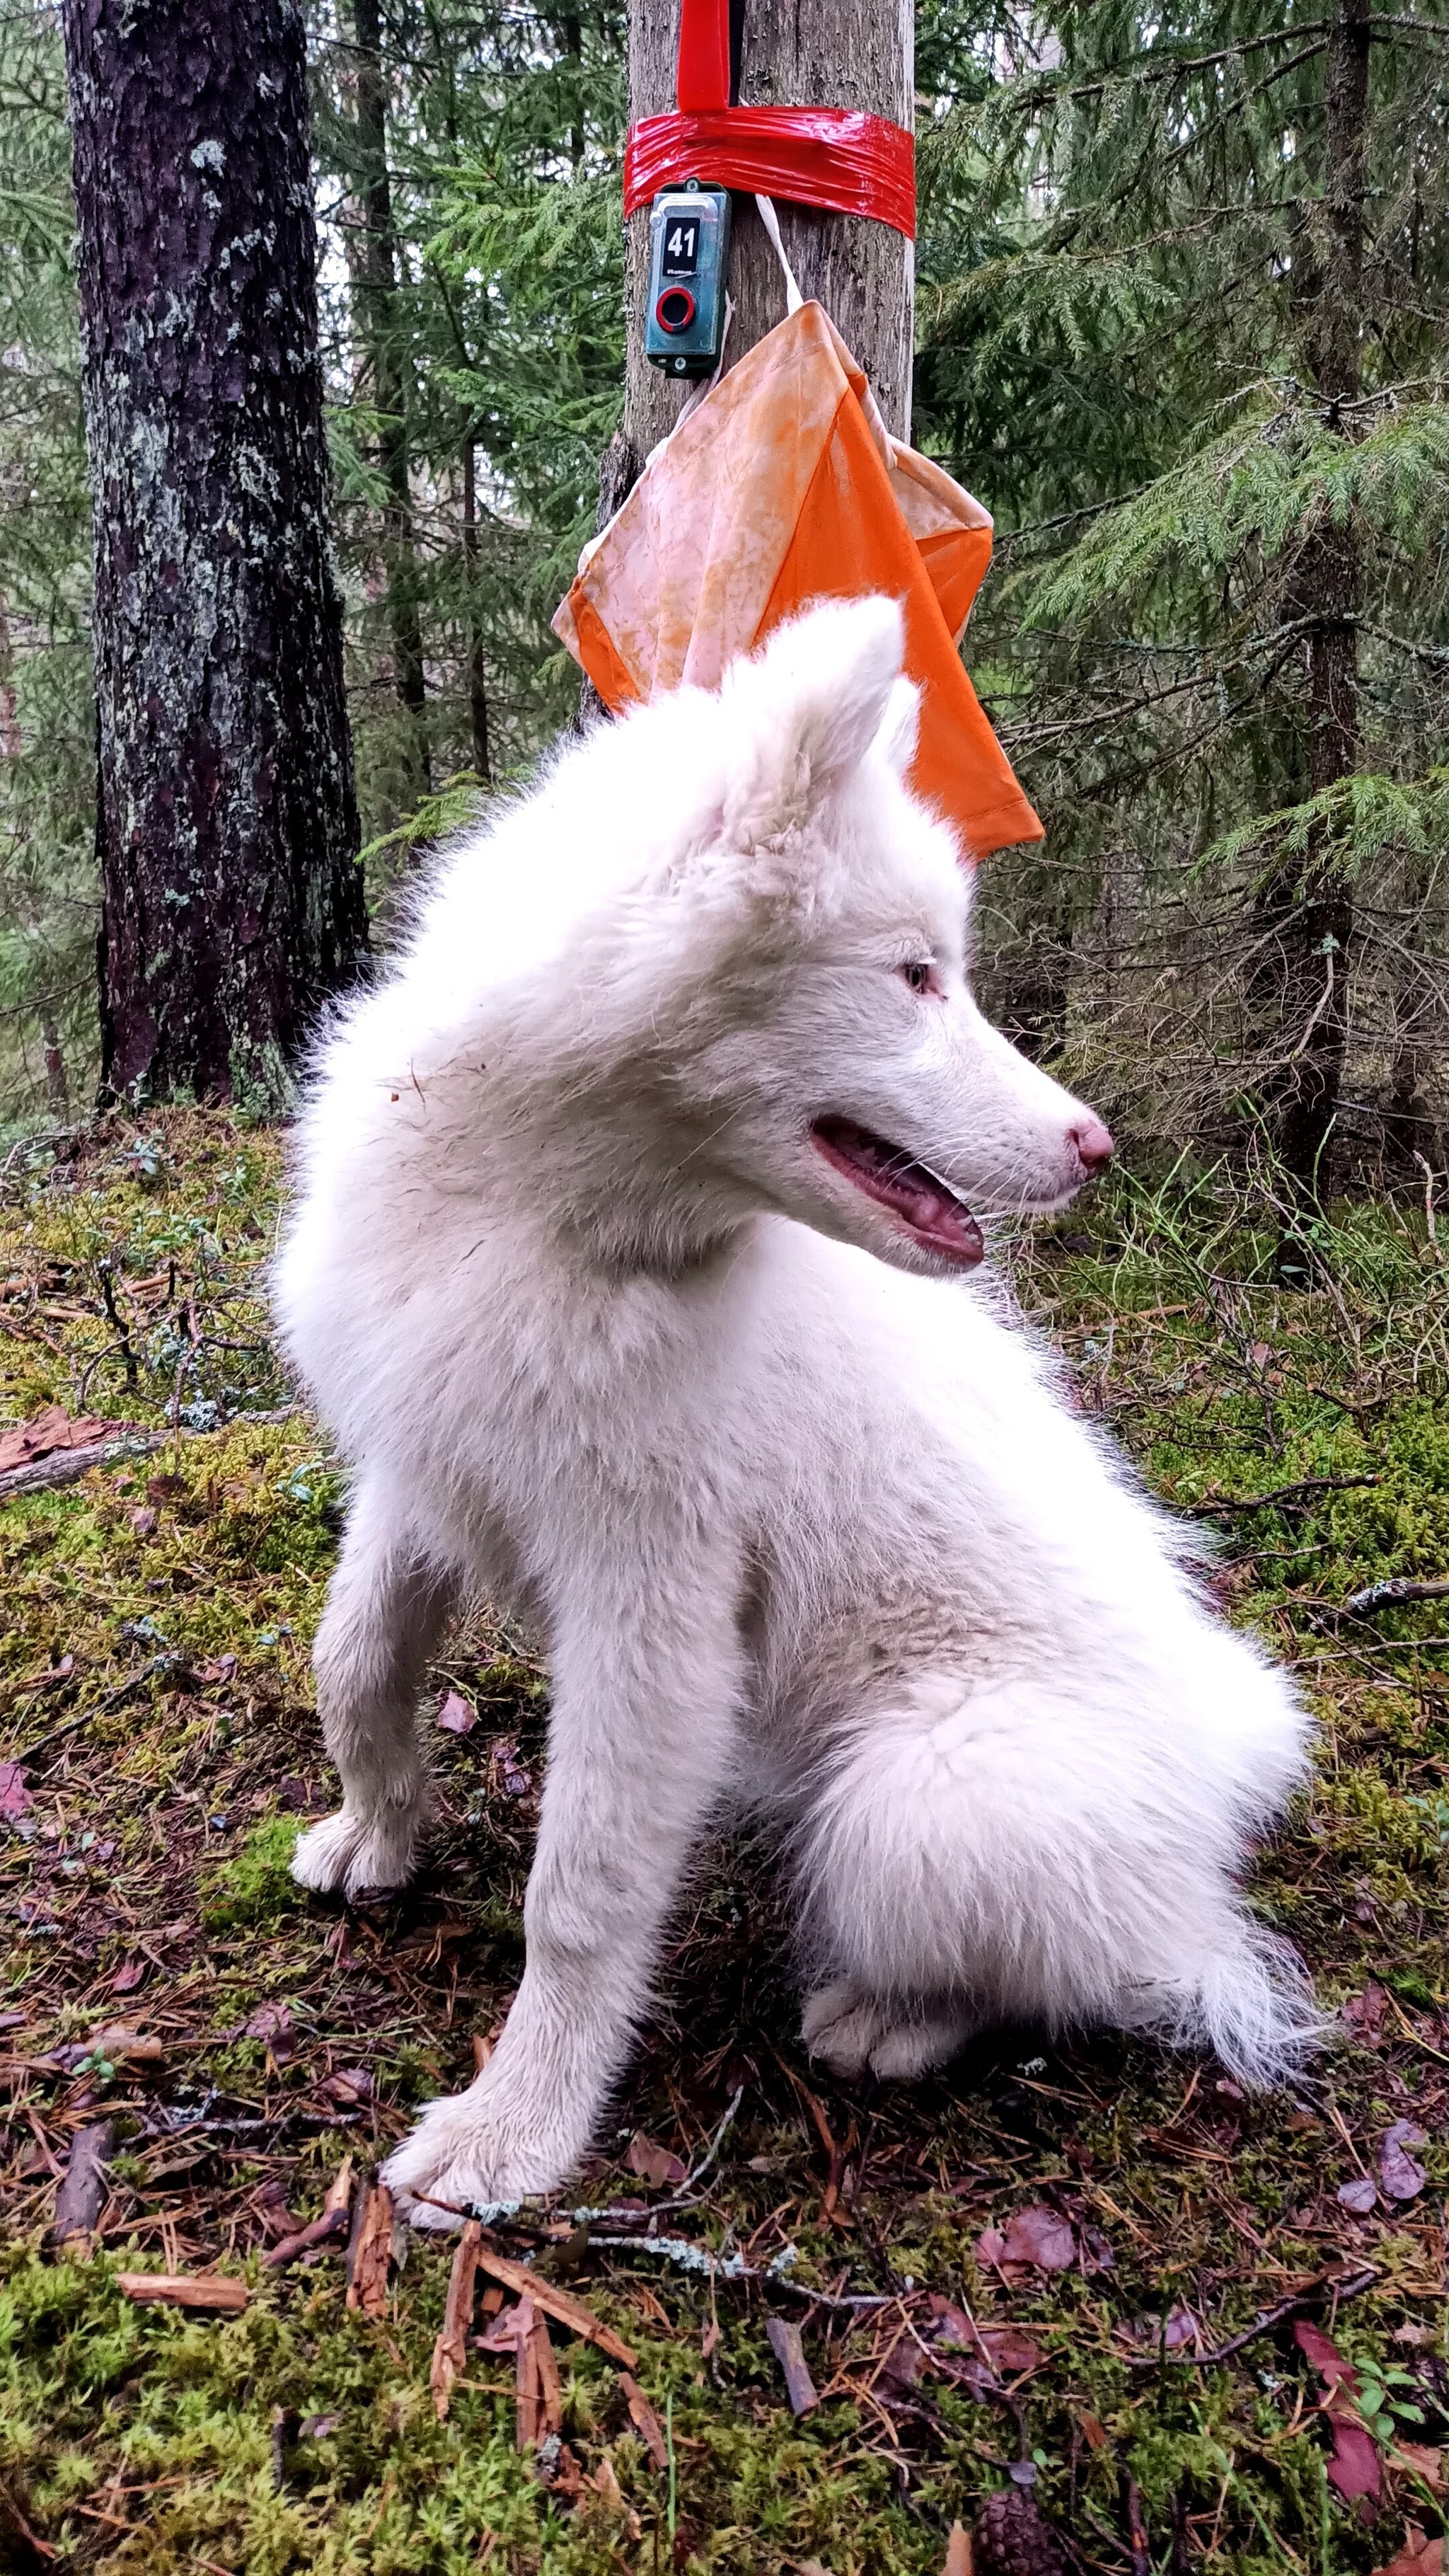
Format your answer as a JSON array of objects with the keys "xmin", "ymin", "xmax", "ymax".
[
  {"xmin": 2, "ymin": 1117, "xmax": 1446, "ymax": 2572},
  {"xmin": 200, "ymin": 1816, "xmax": 304, "ymax": 1931}
]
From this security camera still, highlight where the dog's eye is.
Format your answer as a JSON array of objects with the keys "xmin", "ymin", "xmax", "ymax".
[{"xmin": 899, "ymin": 960, "xmax": 936, "ymax": 996}]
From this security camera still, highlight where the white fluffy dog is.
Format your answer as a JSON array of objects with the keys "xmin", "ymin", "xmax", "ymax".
[{"xmin": 275, "ymin": 596, "xmax": 1318, "ymax": 2225}]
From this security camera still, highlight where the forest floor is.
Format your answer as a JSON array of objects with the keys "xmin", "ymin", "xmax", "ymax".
[{"xmin": 0, "ymin": 1107, "xmax": 1446, "ymax": 2576}]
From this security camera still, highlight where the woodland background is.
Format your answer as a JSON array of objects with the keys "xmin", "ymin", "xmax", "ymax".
[
  {"xmin": 1, "ymin": 0, "xmax": 1445, "ymax": 1198},
  {"xmin": 2, "ymin": 11, "xmax": 1448, "ymax": 2570}
]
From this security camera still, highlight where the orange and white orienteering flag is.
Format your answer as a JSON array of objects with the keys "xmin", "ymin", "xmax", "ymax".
[{"xmin": 553, "ymin": 298, "xmax": 1042, "ymax": 861}]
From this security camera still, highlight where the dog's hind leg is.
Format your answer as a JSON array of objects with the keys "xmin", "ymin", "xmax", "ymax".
[
  {"xmin": 383, "ymin": 1539, "xmax": 744, "ymax": 2220},
  {"xmin": 794, "ymin": 1669, "xmax": 1317, "ymax": 2088},
  {"xmin": 291, "ymin": 1476, "xmax": 454, "ymax": 1903},
  {"xmin": 801, "ymin": 1978, "xmax": 983, "ymax": 2079}
]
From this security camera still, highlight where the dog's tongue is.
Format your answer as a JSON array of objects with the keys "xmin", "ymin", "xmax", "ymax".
[{"xmin": 812, "ymin": 1117, "xmax": 985, "ymax": 1267}]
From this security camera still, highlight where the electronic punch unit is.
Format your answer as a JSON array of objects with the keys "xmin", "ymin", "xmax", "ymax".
[{"xmin": 644, "ymin": 180, "xmax": 732, "ymax": 378}]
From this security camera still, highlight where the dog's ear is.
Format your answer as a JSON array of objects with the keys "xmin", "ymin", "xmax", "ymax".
[
  {"xmin": 720, "ymin": 596, "xmax": 906, "ymax": 853},
  {"xmin": 874, "ymin": 674, "xmax": 920, "ymax": 779}
]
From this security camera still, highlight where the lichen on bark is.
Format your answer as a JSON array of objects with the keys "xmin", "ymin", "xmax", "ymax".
[{"xmin": 62, "ymin": 0, "xmax": 368, "ymax": 1105}]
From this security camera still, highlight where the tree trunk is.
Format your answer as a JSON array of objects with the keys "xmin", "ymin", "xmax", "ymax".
[
  {"xmin": 351, "ymin": 0, "xmax": 431, "ymax": 805},
  {"xmin": 616, "ymin": 0, "xmax": 913, "ymax": 492},
  {"xmin": 38, "ymin": 1000, "xmax": 70, "ymax": 1120},
  {"xmin": 62, "ymin": 0, "xmax": 365, "ymax": 1106},
  {"xmin": 1261, "ymin": 0, "xmax": 1368, "ymax": 1212}
]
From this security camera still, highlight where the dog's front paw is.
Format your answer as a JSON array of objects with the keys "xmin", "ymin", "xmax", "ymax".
[
  {"xmin": 382, "ymin": 2083, "xmax": 574, "ymax": 2229},
  {"xmin": 802, "ymin": 1979, "xmax": 978, "ymax": 2080},
  {"xmin": 291, "ymin": 1803, "xmax": 425, "ymax": 1902}
]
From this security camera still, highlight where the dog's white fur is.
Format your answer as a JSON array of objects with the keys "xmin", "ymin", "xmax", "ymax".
[{"xmin": 275, "ymin": 597, "xmax": 1318, "ymax": 2226}]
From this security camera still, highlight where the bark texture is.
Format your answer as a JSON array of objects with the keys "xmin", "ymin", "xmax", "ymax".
[
  {"xmin": 620, "ymin": 0, "xmax": 913, "ymax": 475},
  {"xmin": 62, "ymin": 0, "xmax": 366, "ymax": 1105}
]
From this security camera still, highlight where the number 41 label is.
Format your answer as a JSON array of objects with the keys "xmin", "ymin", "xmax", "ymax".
[{"xmin": 662, "ymin": 219, "xmax": 700, "ymax": 277}]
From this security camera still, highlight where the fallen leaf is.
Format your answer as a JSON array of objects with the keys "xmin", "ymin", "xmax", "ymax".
[
  {"xmin": 978, "ymin": 2204, "xmax": 1078, "ymax": 2272},
  {"xmin": 245, "ymin": 2001, "xmax": 295, "ymax": 2062},
  {"xmin": 1295, "ymin": 2318, "xmax": 1358, "ymax": 2391},
  {"xmin": 625, "ymin": 2131, "xmax": 687, "ymax": 2189},
  {"xmin": 877, "ymin": 2331, "xmax": 924, "ymax": 2397},
  {"xmin": 979, "ymin": 2323, "xmax": 1046, "ymax": 2374},
  {"xmin": 431, "ymin": 2219, "xmax": 483, "ymax": 2420},
  {"xmin": 0, "ymin": 1764, "xmax": 33, "ymax": 1822},
  {"xmin": 115, "ymin": 2271, "xmax": 249, "ymax": 2313},
  {"xmin": 127, "ymin": 1505, "xmax": 158, "ymax": 1536},
  {"xmin": 1329, "ymin": 2417, "xmax": 1385, "ymax": 2505},
  {"xmin": 317, "ymin": 2066, "xmax": 371, "ymax": 2106},
  {"xmin": 193, "ymin": 1652, "xmax": 238, "ymax": 1686},
  {"xmin": 1373, "ymin": 2529, "xmax": 1443, "ymax": 2576},
  {"xmin": 1295, "ymin": 2320, "xmax": 1382, "ymax": 2507},
  {"xmin": 436, "ymin": 1690, "xmax": 477, "ymax": 1735},
  {"xmin": 253, "ymin": 2179, "xmax": 300, "ymax": 2243},
  {"xmin": 1339, "ymin": 2175, "xmax": 1379, "ymax": 2214},
  {"xmin": 262, "ymin": 2199, "xmax": 352, "ymax": 2270},
  {"xmin": 345, "ymin": 2176, "xmax": 395, "ymax": 2319},
  {"xmin": 52, "ymin": 2119, "xmax": 115, "ymax": 2245},
  {"xmin": 1391, "ymin": 2444, "xmax": 1444, "ymax": 2491},
  {"xmin": 0, "ymin": 1405, "xmax": 132, "ymax": 1473},
  {"xmin": 700, "ymin": 2318, "xmax": 720, "ymax": 2361},
  {"xmin": 1380, "ymin": 2122, "xmax": 1428, "ymax": 2203},
  {"xmin": 1078, "ymin": 2411, "xmax": 1109, "ymax": 2451},
  {"xmin": 110, "ymin": 1957, "xmax": 146, "ymax": 1994},
  {"xmin": 492, "ymin": 1737, "xmax": 533, "ymax": 1797},
  {"xmin": 1077, "ymin": 2220, "xmax": 1115, "ymax": 2273},
  {"xmin": 476, "ymin": 2296, "xmax": 529, "ymax": 2354},
  {"xmin": 618, "ymin": 2369, "xmax": 669, "ymax": 2468},
  {"xmin": 1343, "ymin": 1982, "xmax": 1389, "ymax": 2045}
]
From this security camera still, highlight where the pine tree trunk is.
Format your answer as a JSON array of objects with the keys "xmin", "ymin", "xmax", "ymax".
[
  {"xmin": 62, "ymin": 0, "xmax": 366, "ymax": 1106},
  {"xmin": 1260, "ymin": 0, "xmax": 1368, "ymax": 1211},
  {"xmin": 611, "ymin": 0, "xmax": 913, "ymax": 499},
  {"xmin": 351, "ymin": 0, "xmax": 430, "ymax": 805}
]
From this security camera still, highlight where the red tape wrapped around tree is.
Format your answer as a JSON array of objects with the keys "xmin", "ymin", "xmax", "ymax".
[
  {"xmin": 624, "ymin": 109, "xmax": 916, "ymax": 238},
  {"xmin": 625, "ymin": 0, "xmax": 916, "ymax": 240}
]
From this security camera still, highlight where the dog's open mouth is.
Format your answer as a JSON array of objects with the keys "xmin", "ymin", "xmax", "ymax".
[{"xmin": 810, "ymin": 1115, "xmax": 985, "ymax": 1267}]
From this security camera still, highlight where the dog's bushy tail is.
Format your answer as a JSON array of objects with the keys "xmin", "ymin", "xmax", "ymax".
[{"xmin": 1165, "ymin": 1924, "xmax": 1329, "ymax": 2088}]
